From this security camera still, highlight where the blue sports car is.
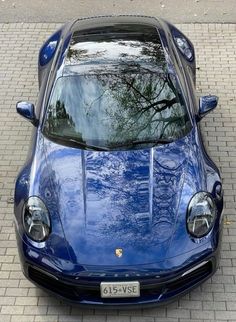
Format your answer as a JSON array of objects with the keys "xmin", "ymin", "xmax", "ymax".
[{"xmin": 15, "ymin": 15, "xmax": 224, "ymax": 307}]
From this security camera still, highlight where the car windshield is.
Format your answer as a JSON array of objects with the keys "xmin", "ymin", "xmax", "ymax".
[{"xmin": 43, "ymin": 72, "xmax": 192, "ymax": 150}]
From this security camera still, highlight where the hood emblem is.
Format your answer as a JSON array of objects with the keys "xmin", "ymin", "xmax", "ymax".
[{"xmin": 115, "ymin": 248, "xmax": 123, "ymax": 258}]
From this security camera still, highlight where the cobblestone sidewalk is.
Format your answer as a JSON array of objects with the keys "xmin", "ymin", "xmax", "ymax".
[{"xmin": 0, "ymin": 23, "xmax": 236, "ymax": 322}]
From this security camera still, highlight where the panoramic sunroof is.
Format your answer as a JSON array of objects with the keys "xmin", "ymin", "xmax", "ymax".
[{"xmin": 64, "ymin": 23, "xmax": 166, "ymax": 69}]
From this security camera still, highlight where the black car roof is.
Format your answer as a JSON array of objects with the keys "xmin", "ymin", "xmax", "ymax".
[{"xmin": 70, "ymin": 15, "xmax": 161, "ymax": 34}]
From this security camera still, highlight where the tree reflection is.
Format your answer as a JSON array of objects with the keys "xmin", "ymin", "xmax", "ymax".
[
  {"xmin": 44, "ymin": 38, "xmax": 190, "ymax": 149},
  {"xmin": 47, "ymin": 100, "xmax": 76, "ymax": 135}
]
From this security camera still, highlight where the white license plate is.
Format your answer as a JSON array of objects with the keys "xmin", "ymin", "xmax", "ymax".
[{"xmin": 100, "ymin": 281, "xmax": 140, "ymax": 298}]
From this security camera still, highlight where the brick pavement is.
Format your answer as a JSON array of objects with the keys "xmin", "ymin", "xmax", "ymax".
[{"xmin": 0, "ymin": 22, "xmax": 236, "ymax": 322}]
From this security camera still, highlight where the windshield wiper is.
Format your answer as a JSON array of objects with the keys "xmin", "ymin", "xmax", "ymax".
[
  {"xmin": 46, "ymin": 134, "xmax": 110, "ymax": 151},
  {"xmin": 67, "ymin": 139, "xmax": 110, "ymax": 151},
  {"xmin": 110, "ymin": 138, "xmax": 173, "ymax": 149},
  {"xmin": 46, "ymin": 133, "xmax": 173, "ymax": 151}
]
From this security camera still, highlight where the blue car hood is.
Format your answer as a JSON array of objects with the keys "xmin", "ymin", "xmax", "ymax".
[{"xmin": 42, "ymin": 132, "xmax": 206, "ymax": 266}]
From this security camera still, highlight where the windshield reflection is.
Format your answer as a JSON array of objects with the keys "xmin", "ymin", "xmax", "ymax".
[{"xmin": 43, "ymin": 70, "xmax": 191, "ymax": 149}]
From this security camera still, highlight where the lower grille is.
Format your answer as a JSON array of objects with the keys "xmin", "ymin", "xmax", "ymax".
[
  {"xmin": 167, "ymin": 261, "xmax": 212, "ymax": 292},
  {"xmin": 28, "ymin": 266, "xmax": 78, "ymax": 300},
  {"xmin": 28, "ymin": 260, "xmax": 213, "ymax": 303},
  {"xmin": 142, "ymin": 260, "xmax": 213, "ymax": 298}
]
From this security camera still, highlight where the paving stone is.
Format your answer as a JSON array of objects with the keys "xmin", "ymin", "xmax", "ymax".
[
  {"xmin": 106, "ymin": 317, "xmax": 130, "ymax": 322},
  {"xmin": 154, "ymin": 319, "xmax": 178, "ymax": 322},
  {"xmin": 0, "ymin": 315, "xmax": 11, "ymax": 322},
  {"xmin": 11, "ymin": 316, "xmax": 36, "ymax": 322},
  {"xmin": 35, "ymin": 316, "xmax": 59, "ymax": 322},
  {"xmin": 0, "ymin": 305, "xmax": 24, "ymax": 314},
  {"xmin": 15, "ymin": 296, "xmax": 38, "ymax": 306},
  {"xmin": 215, "ymin": 310, "xmax": 236, "ymax": 320},
  {"xmin": 131, "ymin": 317, "xmax": 155, "ymax": 322},
  {"xmin": 23, "ymin": 305, "xmax": 48, "ymax": 315},
  {"xmin": 47, "ymin": 306, "xmax": 71, "ymax": 315},
  {"xmin": 59, "ymin": 316, "xmax": 83, "ymax": 322},
  {"xmin": 191, "ymin": 310, "xmax": 215, "ymax": 320},
  {"xmin": 82, "ymin": 316, "xmax": 106, "ymax": 322}
]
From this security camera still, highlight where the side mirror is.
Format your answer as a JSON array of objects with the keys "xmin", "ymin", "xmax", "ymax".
[
  {"xmin": 16, "ymin": 101, "xmax": 38, "ymax": 126},
  {"xmin": 197, "ymin": 95, "xmax": 218, "ymax": 121}
]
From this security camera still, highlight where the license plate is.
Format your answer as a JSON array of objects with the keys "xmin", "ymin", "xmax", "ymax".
[{"xmin": 100, "ymin": 281, "xmax": 140, "ymax": 298}]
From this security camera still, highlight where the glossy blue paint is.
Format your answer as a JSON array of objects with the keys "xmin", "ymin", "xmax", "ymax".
[
  {"xmin": 14, "ymin": 15, "xmax": 223, "ymax": 307},
  {"xmin": 199, "ymin": 95, "xmax": 219, "ymax": 119},
  {"xmin": 39, "ymin": 29, "xmax": 61, "ymax": 67},
  {"xmin": 16, "ymin": 101, "xmax": 37, "ymax": 125}
]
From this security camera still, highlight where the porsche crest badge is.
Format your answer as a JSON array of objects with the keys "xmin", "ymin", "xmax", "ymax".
[{"xmin": 115, "ymin": 248, "xmax": 123, "ymax": 258}]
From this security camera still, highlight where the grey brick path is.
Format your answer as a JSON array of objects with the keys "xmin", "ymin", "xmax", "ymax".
[{"xmin": 0, "ymin": 22, "xmax": 235, "ymax": 321}]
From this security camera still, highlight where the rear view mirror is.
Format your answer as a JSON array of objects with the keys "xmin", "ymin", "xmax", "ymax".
[
  {"xmin": 16, "ymin": 101, "xmax": 38, "ymax": 126},
  {"xmin": 197, "ymin": 95, "xmax": 218, "ymax": 121}
]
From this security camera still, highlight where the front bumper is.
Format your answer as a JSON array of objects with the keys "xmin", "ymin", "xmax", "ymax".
[
  {"xmin": 16, "ymin": 226, "xmax": 222, "ymax": 308},
  {"xmin": 24, "ymin": 256, "xmax": 217, "ymax": 307}
]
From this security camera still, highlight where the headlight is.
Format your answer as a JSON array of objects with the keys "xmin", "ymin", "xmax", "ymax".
[
  {"xmin": 23, "ymin": 196, "xmax": 51, "ymax": 242},
  {"xmin": 187, "ymin": 192, "xmax": 216, "ymax": 238}
]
